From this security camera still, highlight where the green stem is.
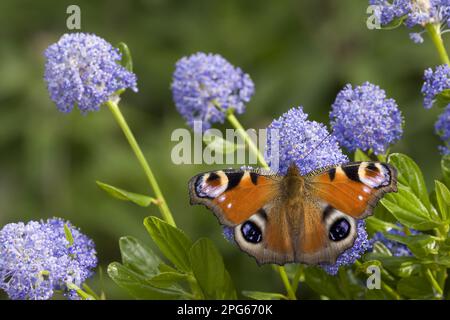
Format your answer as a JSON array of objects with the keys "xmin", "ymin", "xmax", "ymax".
[
  {"xmin": 66, "ymin": 282, "xmax": 95, "ymax": 300},
  {"xmin": 380, "ymin": 282, "xmax": 402, "ymax": 300},
  {"xmin": 82, "ymin": 283, "xmax": 101, "ymax": 300},
  {"xmin": 426, "ymin": 23, "xmax": 450, "ymax": 65},
  {"xmin": 225, "ymin": 111, "xmax": 297, "ymax": 299},
  {"xmin": 425, "ymin": 268, "xmax": 444, "ymax": 299},
  {"xmin": 277, "ymin": 266, "xmax": 297, "ymax": 300},
  {"xmin": 226, "ymin": 111, "xmax": 269, "ymax": 168},
  {"xmin": 291, "ymin": 265, "xmax": 304, "ymax": 294},
  {"xmin": 105, "ymin": 100, "xmax": 176, "ymax": 227}
]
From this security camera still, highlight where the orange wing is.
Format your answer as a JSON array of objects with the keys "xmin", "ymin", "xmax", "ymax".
[
  {"xmin": 309, "ymin": 162, "xmax": 397, "ymax": 219},
  {"xmin": 189, "ymin": 169, "xmax": 281, "ymax": 225}
]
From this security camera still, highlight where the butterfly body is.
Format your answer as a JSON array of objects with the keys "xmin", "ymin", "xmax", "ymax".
[{"xmin": 189, "ymin": 161, "xmax": 397, "ymax": 266}]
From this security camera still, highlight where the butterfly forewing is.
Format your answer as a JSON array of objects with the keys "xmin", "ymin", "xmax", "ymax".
[
  {"xmin": 309, "ymin": 162, "xmax": 397, "ymax": 219},
  {"xmin": 188, "ymin": 169, "xmax": 281, "ymax": 226}
]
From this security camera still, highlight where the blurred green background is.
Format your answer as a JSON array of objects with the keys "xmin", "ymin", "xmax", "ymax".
[{"xmin": 0, "ymin": 0, "xmax": 446, "ymax": 299}]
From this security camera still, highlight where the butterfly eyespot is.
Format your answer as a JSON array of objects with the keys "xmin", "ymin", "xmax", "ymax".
[
  {"xmin": 241, "ymin": 221, "xmax": 262, "ymax": 244},
  {"xmin": 329, "ymin": 218, "xmax": 351, "ymax": 241}
]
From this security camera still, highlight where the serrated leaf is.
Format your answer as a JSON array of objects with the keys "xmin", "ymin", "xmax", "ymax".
[
  {"xmin": 388, "ymin": 153, "xmax": 431, "ymax": 212},
  {"xmin": 242, "ymin": 291, "xmax": 287, "ymax": 300},
  {"xmin": 381, "ymin": 185, "xmax": 440, "ymax": 230},
  {"xmin": 119, "ymin": 236, "xmax": 161, "ymax": 278},
  {"xmin": 97, "ymin": 181, "xmax": 157, "ymax": 207},
  {"xmin": 435, "ymin": 180, "xmax": 450, "ymax": 221},
  {"xmin": 107, "ymin": 262, "xmax": 187, "ymax": 299},
  {"xmin": 144, "ymin": 216, "xmax": 193, "ymax": 272},
  {"xmin": 189, "ymin": 238, "xmax": 234, "ymax": 299}
]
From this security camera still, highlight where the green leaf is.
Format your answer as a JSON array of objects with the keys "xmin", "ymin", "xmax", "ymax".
[
  {"xmin": 397, "ymin": 276, "xmax": 435, "ymax": 299},
  {"xmin": 118, "ymin": 42, "xmax": 133, "ymax": 72},
  {"xmin": 64, "ymin": 224, "xmax": 74, "ymax": 246},
  {"xmin": 147, "ymin": 272, "xmax": 188, "ymax": 289},
  {"xmin": 442, "ymin": 155, "xmax": 450, "ymax": 187},
  {"xmin": 381, "ymin": 185, "xmax": 440, "ymax": 230},
  {"xmin": 96, "ymin": 181, "xmax": 157, "ymax": 207},
  {"xmin": 380, "ymin": 15, "xmax": 406, "ymax": 30},
  {"xmin": 385, "ymin": 234, "xmax": 440, "ymax": 258},
  {"xmin": 303, "ymin": 267, "xmax": 346, "ymax": 299},
  {"xmin": 221, "ymin": 271, "xmax": 238, "ymax": 300},
  {"xmin": 144, "ymin": 216, "xmax": 193, "ymax": 272},
  {"xmin": 378, "ymin": 256, "xmax": 422, "ymax": 278},
  {"xmin": 434, "ymin": 89, "xmax": 450, "ymax": 109},
  {"xmin": 119, "ymin": 236, "xmax": 161, "ymax": 277},
  {"xmin": 366, "ymin": 216, "xmax": 401, "ymax": 235},
  {"xmin": 189, "ymin": 238, "xmax": 235, "ymax": 299},
  {"xmin": 435, "ymin": 180, "xmax": 450, "ymax": 221},
  {"xmin": 371, "ymin": 241, "xmax": 393, "ymax": 256},
  {"xmin": 242, "ymin": 291, "xmax": 287, "ymax": 300},
  {"xmin": 107, "ymin": 262, "xmax": 187, "ymax": 299},
  {"xmin": 354, "ymin": 149, "xmax": 371, "ymax": 162},
  {"xmin": 388, "ymin": 153, "xmax": 431, "ymax": 211},
  {"xmin": 203, "ymin": 132, "xmax": 240, "ymax": 155}
]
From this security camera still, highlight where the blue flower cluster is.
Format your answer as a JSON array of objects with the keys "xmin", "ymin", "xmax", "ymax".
[
  {"xmin": 172, "ymin": 52, "xmax": 255, "ymax": 131},
  {"xmin": 265, "ymin": 106, "xmax": 349, "ymax": 175},
  {"xmin": 321, "ymin": 221, "xmax": 371, "ymax": 275},
  {"xmin": 422, "ymin": 65, "xmax": 450, "ymax": 154},
  {"xmin": 371, "ymin": 224, "xmax": 418, "ymax": 256},
  {"xmin": 422, "ymin": 64, "xmax": 450, "ymax": 109},
  {"xmin": 369, "ymin": 0, "xmax": 450, "ymax": 43},
  {"xmin": 435, "ymin": 105, "xmax": 450, "ymax": 154},
  {"xmin": 330, "ymin": 82, "xmax": 403, "ymax": 155},
  {"xmin": 44, "ymin": 33, "xmax": 138, "ymax": 113},
  {"xmin": 0, "ymin": 218, "xmax": 97, "ymax": 300}
]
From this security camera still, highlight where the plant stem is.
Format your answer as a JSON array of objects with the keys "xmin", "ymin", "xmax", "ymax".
[
  {"xmin": 226, "ymin": 111, "xmax": 269, "ymax": 168},
  {"xmin": 106, "ymin": 100, "xmax": 176, "ymax": 227},
  {"xmin": 426, "ymin": 23, "xmax": 450, "ymax": 65},
  {"xmin": 224, "ymin": 111, "xmax": 298, "ymax": 299},
  {"xmin": 291, "ymin": 265, "xmax": 304, "ymax": 294},
  {"xmin": 425, "ymin": 268, "xmax": 444, "ymax": 299},
  {"xmin": 277, "ymin": 266, "xmax": 297, "ymax": 300}
]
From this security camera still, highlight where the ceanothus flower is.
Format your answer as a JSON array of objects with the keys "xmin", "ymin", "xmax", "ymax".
[
  {"xmin": 330, "ymin": 82, "xmax": 403, "ymax": 155},
  {"xmin": 264, "ymin": 107, "xmax": 368, "ymax": 274},
  {"xmin": 435, "ymin": 105, "xmax": 450, "ymax": 154},
  {"xmin": 371, "ymin": 224, "xmax": 419, "ymax": 256},
  {"xmin": 265, "ymin": 106, "xmax": 349, "ymax": 175},
  {"xmin": 0, "ymin": 218, "xmax": 97, "ymax": 300},
  {"xmin": 321, "ymin": 220, "xmax": 371, "ymax": 275},
  {"xmin": 44, "ymin": 33, "xmax": 138, "ymax": 113},
  {"xmin": 422, "ymin": 64, "xmax": 450, "ymax": 109},
  {"xmin": 369, "ymin": 0, "xmax": 450, "ymax": 43},
  {"xmin": 172, "ymin": 52, "xmax": 255, "ymax": 131}
]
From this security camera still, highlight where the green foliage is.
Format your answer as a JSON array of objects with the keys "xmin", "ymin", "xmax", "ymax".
[
  {"xmin": 108, "ymin": 218, "xmax": 237, "ymax": 300},
  {"xmin": 96, "ymin": 181, "xmax": 157, "ymax": 207}
]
